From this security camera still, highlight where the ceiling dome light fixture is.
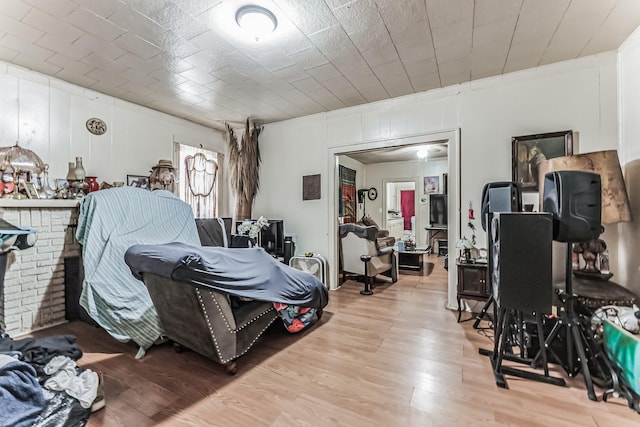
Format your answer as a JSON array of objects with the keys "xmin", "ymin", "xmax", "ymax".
[
  {"xmin": 235, "ymin": 5, "xmax": 278, "ymax": 41},
  {"xmin": 417, "ymin": 148, "xmax": 429, "ymax": 160}
]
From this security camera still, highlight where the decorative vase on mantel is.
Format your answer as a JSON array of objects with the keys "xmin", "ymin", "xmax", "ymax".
[
  {"xmin": 66, "ymin": 157, "xmax": 88, "ymax": 198},
  {"xmin": 39, "ymin": 164, "xmax": 56, "ymax": 199},
  {"xmin": 85, "ymin": 176, "xmax": 99, "ymax": 193},
  {"xmin": 73, "ymin": 156, "xmax": 86, "ymax": 181},
  {"xmin": 66, "ymin": 162, "xmax": 76, "ymax": 181}
]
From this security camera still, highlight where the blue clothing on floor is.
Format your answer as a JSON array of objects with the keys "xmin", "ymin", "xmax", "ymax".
[{"xmin": 0, "ymin": 360, "xmax": 46, "ymax": 427}]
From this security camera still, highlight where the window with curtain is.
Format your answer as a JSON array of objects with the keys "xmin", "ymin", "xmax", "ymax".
[{"xmin": 174, "ymin": 143, "xmax": 221, "ymax": 218}]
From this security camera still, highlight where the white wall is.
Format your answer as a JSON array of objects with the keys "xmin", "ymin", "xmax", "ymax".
[
  {"xmin": 618, "ymin": 27, "xmax": 640, "ymax": 296},
  {"xmin": 254, "ymin": 114, "xmax": 328, "ymax": 251},
  {"xmin": 257, "ymin": 52, "xmax": 620, "ymax": 305},
  {"xmin": 0, "ymin": 61, "xmax": 230, "ymax": 214}
]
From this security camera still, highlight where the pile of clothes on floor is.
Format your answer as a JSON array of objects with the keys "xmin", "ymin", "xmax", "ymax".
[
  {"xmin": 590, "ymin": 304, "xmax": 640, "ymax": 412},
  {"xmin": 0, "ymin": 332, "xmax": 103, "ymax": 427},
  {"xmin": 590, "ymin": 304, "xmax": 640, "ymax": 334}
]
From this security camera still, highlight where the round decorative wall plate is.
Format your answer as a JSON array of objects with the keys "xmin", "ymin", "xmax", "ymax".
[{"xmin": 86, "ymin": 118, "xmax": 107, "ymax": 135}]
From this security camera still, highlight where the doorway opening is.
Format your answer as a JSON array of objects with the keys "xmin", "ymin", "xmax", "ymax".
[
  {"xmin": 383, "ymin": 179, "xmax": 416, "ymax": 242},
  {"xmin": 328, "ymin": 129, "xmax": 460, "ymax": 310}
]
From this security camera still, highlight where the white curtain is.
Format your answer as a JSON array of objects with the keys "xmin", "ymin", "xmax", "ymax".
[{"xmin": 174, "ymin": 143, "xmax": 221, "ymax": 218}]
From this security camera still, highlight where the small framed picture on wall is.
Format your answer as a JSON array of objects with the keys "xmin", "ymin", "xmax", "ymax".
[{"xmin": 424, "ymin": 176, "xmax": 440, "ymax": 194}]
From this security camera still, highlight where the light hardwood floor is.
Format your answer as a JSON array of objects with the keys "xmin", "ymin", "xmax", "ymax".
[{"xmin": 35, "ymin": 255, "xmax": 638, "ymax": 426}]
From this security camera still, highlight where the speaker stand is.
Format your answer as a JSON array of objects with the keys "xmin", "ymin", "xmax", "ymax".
[
  {"xmin": 480, "ymin": 307, "xmax": 566, "ymax": 389},
  {"xmin": 532, "ymin": 243, "xmax": 597, "ymax": 401},
  {"xmin": 472, "ymin": 295, "xmax": 494, "ymax": 329}
]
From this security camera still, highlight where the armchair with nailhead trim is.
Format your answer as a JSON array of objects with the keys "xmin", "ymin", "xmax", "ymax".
[
  {"xmin": 142, "ymin": 272, "xmax": 278, "ymax": 375},
  {"xmin": 139, "ymin": 218, "xmax": 279, "ymax": 375}
]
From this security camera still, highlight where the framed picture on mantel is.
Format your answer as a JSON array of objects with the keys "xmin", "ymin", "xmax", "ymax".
[
  {"xmin": 24, "ymin": 182, "xmax": 39, "ymax": 199},
  {"xmin": 512, "ymin": 130, "xmax": 573, "ymax": 192},
  {"xmin": 127, "ymin": 175, "xmax": 150, "ymax": 189}
]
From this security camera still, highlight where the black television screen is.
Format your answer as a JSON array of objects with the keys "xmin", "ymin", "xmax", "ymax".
[
  {"xmin": 235, "ymin": 219, "xmax": 285, "ymax": 256},
  {"xmin": 429, "ymin": 194, "xmax": 447, "ymax": 227},
  {"xmin": 261, "ymin": 219, "xmax": 284, "ymax": 256}
]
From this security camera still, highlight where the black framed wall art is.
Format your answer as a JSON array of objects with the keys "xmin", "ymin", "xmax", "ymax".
[
  {"xmin": 512, "ymin": 130, "xmax": 573, "ymax": 192},
  {"xmin": 302, "ymin": 174, "xmax": 321, "ymax": 200}
]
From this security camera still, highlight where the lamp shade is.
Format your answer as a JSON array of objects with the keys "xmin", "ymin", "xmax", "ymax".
[
  {"xmin": 538, "ymin": 150, "xmax": 632, "ymax": 224},
  {"xmin": 0, "ymin": 143, "xmax": 45, "ymax": 175}
]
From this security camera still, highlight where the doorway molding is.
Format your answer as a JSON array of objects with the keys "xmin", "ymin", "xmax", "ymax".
[{"xmin": 328, "ymin": 129, "xmax": 461, "ymax": 310}]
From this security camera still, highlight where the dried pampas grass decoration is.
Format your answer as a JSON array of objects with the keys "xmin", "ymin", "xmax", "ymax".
[{"xmin": 227, "ymin": 118, "xmax": 262, "ymax": 221}]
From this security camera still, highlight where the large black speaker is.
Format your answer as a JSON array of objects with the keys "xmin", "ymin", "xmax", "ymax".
[
  {"xmin": 481, "ymin": 182, "xmax": 522, "ymax": 231},
  {"xmin": 542, "ymin": 171, "xmax": 601, "ymax": 242},
  {"xmin": 490, "ymin": 213, "xmax": 553, "ymax": 315}
]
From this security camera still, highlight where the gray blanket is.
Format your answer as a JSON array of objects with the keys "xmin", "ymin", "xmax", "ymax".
[{"xmin": 125, "ymin": 242, "xmax": 329, "ymax": 309}]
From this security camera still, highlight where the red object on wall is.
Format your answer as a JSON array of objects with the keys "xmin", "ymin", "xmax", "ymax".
[
  {"xmin": 342, "ymin": 184, "xmax": 356, "ymax": 223},
  {"xmin": 400, "ymin": 190, "xmax": 415, "ymax": 230}
]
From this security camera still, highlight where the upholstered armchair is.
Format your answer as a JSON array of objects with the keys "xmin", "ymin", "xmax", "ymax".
[
  {"xmin": 141, "ymin": 218, "xmax": 278, "ymax": 375},
  {"xmin": 356, "ymin": 216, "xmax": 396, "ymax": 248},
  {"xmin": 142, "ymin": 272, "xmax": 278, "ymax": 375},
  {"xmin": 339, "ymin": 223, "xmax": 397, "ymax": 295}
]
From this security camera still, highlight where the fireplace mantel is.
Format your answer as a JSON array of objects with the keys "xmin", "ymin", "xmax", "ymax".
[{"xmin": 0, "ymin": 199, "xmax": 79, "ymax": 208}]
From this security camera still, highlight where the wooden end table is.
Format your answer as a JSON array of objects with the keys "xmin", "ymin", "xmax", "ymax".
[
  {"xmin": 398, "ymin": 250, "xmax": 428, "ymax": 274},
  {"xmin": 456, "ymin": 262, "xmax": 490, "ymax": 322}
]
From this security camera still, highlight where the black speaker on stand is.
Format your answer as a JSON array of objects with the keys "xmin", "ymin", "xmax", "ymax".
[
  {"xmin": 480, "ymin": 212, "xmax": 565, "ymax": 389},
  {"xmin": 536, "ymin": 170, "xmax": 602, "ymax": 401},
  {"xmin": 473, "ymin": 182, "xmax": 522, "ymax": 329}
]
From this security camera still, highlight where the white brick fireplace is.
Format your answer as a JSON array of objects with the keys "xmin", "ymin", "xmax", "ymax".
[{"xmin": 0, "ymin": 200, "xmax": 80, "ymax": 337}]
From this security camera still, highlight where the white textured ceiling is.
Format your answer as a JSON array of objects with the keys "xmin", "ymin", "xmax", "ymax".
[
  {"xmin": 346, "ymin": 141, "xmax": 448, "ymax": 164},
  {"xmin": 1, "ymin": 0, "xmax": 639, "ymax": 131}
]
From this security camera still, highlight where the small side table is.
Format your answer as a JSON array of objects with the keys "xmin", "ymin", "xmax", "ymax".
[
  {"xmin": 457, "ymin": 262, "xmax": 490, "ymax": 322},
  {"xmin": 398, "ymin": 250, "xmax": 427, "ymax": 274}
]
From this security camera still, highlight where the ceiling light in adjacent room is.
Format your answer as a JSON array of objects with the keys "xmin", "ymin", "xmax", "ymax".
[
  {"xmin": 235, "ymin": 5, "xmax": 277, "ymax": 41},
  {"xmin": 417, "ymin": 148, "xmax": 429, "ymax": 160}
]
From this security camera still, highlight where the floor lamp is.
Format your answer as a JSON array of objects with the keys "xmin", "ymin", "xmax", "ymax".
[{"xmin": 537, "ymin": 150, "xmax": 633, "ymax": 401}]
